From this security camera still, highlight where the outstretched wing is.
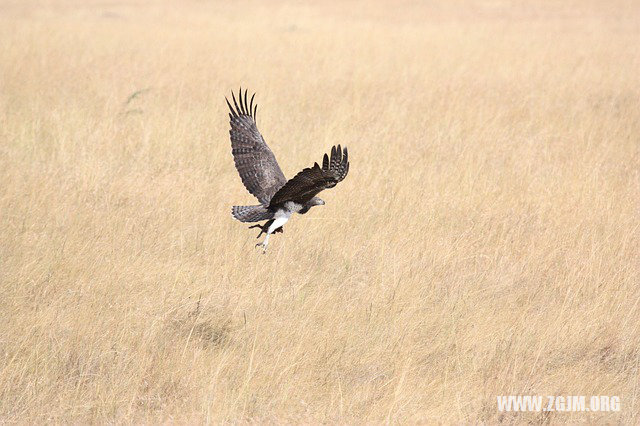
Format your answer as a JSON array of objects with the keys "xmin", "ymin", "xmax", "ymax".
[
  {"xmin": 269, "ymin": 145, "xmax": 349, "ymax": 208},
  {"xmin": 227, "ymin": 89, "xmax": 287, "ymax": 204}
]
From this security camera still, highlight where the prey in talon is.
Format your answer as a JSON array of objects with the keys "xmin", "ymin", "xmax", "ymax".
[{"xmin": 248, "ymin": 220, "xmax": 283, "ymax": 239}]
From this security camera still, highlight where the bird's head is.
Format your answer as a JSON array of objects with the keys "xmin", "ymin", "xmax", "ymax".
[
  {"xmin": 309, "ymin": 197, "xmax": 325, "ymax": 206},
  {"xmin": 299, "ymin": 197, "xmax": 325, "ymax": 215}
]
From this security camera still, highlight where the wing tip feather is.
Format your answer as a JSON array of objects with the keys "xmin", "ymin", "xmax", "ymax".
[{"xmin": 227, "ymin": 88, "xmax": 258, "ymax": 120}]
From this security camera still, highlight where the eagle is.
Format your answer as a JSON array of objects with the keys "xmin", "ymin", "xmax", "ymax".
[{"xmin": 226, "ymin": 89, "xmax": 350, "ymax": 252}]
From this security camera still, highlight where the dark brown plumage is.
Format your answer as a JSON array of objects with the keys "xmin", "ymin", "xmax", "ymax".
[{"xmin": 268, "ymin": 145, "xmax": 349, "ymax": 208}]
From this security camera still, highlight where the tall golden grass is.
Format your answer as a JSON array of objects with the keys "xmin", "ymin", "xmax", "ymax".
[{"xmin": 1, "ymin": 0, "xmax": 638, "ymax": 423}]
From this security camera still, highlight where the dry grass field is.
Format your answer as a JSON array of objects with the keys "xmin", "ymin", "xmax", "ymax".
[{"xmin": 1, "ymin": 0, "xmax": 639, "ymax": 423}]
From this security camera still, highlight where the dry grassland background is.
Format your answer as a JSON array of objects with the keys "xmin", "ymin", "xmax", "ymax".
[{"xmin": 1, "ymin": 0, "xmax": 639, "ymax": 423}]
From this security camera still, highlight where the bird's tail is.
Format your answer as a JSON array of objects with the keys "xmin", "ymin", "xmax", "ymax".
[{"xmin": 231, "ymin": 205, "xmax": 274, "ymax": 222}]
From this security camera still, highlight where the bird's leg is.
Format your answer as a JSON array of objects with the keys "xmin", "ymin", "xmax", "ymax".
[
  {"xmin": 256, "ymin": 232, "xmax": 271, "ymax": 253},
  {"xmin": 255, "ymin": 217, "xmax": 288, "ymax": 253}
]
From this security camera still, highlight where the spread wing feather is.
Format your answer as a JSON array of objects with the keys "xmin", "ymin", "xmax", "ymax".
[
  {"xmin": 227, "ymin": 88, "xmax": 287, "ymax": 204},
  {"xmin": 269, "ymin": 145, "xmax": 349, "ymax": 208}
]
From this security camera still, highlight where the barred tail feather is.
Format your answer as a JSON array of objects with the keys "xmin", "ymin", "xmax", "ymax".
[{"xmin": 231, "ymin": 205, "xmax": 274, "ymax": 222}]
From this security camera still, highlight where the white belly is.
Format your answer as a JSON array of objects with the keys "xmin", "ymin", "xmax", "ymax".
[{"xmin": 269, "ymin": 209, "xmax": 291, "ymax": 232}]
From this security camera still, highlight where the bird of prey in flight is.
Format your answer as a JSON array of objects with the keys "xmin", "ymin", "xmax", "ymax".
[{"xmin": 226, "ymin": 89, "xmax": 350, "ymax": 252}]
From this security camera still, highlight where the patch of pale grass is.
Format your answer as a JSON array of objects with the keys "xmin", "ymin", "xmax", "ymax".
[{"xmin": 1, "ymin": 0, "xmax": 638, "ymax": 423}]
